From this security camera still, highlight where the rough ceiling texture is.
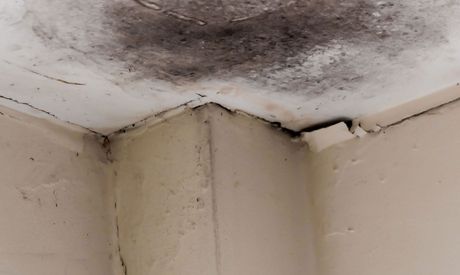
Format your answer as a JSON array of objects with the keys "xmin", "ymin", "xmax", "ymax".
[{"xmin": 1, "ymin": 0, "xmax": 460, "ymax": 134}]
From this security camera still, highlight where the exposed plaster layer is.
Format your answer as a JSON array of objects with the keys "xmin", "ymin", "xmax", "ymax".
[
  {"xmin": 308, "ymin": 97, "xmax": 460, "ymax": 275},
  {"xmin": 0, "ymin": 105, "xmax": 115, "ymax": 275}
]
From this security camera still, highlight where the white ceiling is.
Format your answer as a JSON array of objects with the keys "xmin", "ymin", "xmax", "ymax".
[{"xmin": 1, "ymin": 0, "xmax": 460, "ymax": 135}]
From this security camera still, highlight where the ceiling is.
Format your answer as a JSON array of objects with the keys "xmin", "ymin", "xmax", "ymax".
[{"xmin": 1, "ymin": 0, "xmax": 460, "ymax": 134}]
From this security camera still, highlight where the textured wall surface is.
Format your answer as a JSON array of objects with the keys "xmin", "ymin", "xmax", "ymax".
[
  {"xmin": 110, "ymin": 108, "xmax": 218, "ymax": 275},
  {"xmin": 5, "ymin": 98, "xmax": 460, "ymax": 275},
  {"xmin": 309, "ymin": 99, "xmax": 460, "ymax": 275},
  {"xmin": 110, "ymin": 105, "xmax": 317, "ymax": 275},
  {"xmin": 208, "ymin": 105, "xmax": 316, "ymax": 275},
  {"xmin": 0, "ymin": 107, "xmax": 115, "ymax": 275}
]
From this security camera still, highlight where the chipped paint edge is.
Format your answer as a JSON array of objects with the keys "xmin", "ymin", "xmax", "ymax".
[{"xmin": 2, "ymin": 81, "xmax": 460, "ymax": 153}]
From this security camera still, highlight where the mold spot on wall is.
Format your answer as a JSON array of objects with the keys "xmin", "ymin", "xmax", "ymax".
[
  {"xmin": 103, "ymin": 1, "xmax": 377, "ymax": 81},
  {"xmin": 29, "ymin": 0, "xmax": 450, "ymax": 95},
  {"xmin": 100, "ymin": 0, "xmax": 446, "ymax": 92}
]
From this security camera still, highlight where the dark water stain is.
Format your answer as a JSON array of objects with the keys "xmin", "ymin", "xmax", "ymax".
[{"xmin": 102, "ymin": 0, "xmax": 384, "ymax": 83}]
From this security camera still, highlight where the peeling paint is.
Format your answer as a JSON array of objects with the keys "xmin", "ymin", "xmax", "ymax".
[{"xmin": 302, "ymin": 122, "xmax": 355, "ymax": 152}]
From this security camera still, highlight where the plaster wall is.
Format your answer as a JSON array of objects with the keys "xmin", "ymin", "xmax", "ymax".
[
  {"xmin": 208, "ymin": 105, "xmax": 317, "ymax": 275},
  {"xmin": 309, "ymin": 99, "xmax": 460, "ymax": 275},
  {"xmin": 0, "ymin": 107, "xmax": 115, "ymax": 275},
  {"xmin": 4, "ymin": 98, "xmax": 460, "ymax": 275},
  {"xmin": 111, "ymin": 105, "xmax": 317, "ymax": 275},
  {"xmin": 110, "ymin": 108, "xmax": 218, "ymax": 275}
]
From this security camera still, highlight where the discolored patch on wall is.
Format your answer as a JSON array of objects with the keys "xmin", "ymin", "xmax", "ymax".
[
  {"xmin": 103, "ymin": 1, "xmax": 371, "ymax": 80},
  {"xmin": 29, "ymin": 0, "xmax": 451, "ymax": 95},
  {"xmin": 100, "ymin": 0, "xmax": 447, "ymax": 91}
]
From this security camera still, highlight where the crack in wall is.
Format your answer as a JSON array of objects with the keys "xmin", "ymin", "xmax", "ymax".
[
  {"xmin": 107, "ymin": 97, "xmax": 202, "ymax": 137},
  {"xmin": 374, "ymin": 95, "xmax": 460, "ymax": 132},
  {"xmin": 3, "ymin": 59, "xmax": 86, "ymax": 86},
  {"xmin": 0, "ymin": 87, "xmax": 352, "ymax": 143},
  {"xmin": 4, "ymin": 89, "xmax": 458, "ymax": 159},
  {"xmin": 21, "ymin": 68, "xmax": 86, "ymax": 86},
  {"xmin": 0, "ymin": 94, "xmax": 59, "ymax": 119},
  {"xmin": 0, "ymin": 94, "xmax": 105, "ymax": 136},
  {"xmin": 114, "ymin": 201, "xmax": 128, "ymax": 275},
  {"xmin": 100, "ymin": 92, "xmax": 460, "ymax": 162},
  {"xmin": 4, "ymin": 81, "xmax": 460, "ymax": 163}
]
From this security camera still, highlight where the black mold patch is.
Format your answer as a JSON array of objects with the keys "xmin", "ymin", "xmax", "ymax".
[
  {"xmin": 30, "ymin": 0, "xmax": 449, "ymax": 94},
  {"xmin": 102, "ymin": 0, "xmax": 383, "ymax": 82}
]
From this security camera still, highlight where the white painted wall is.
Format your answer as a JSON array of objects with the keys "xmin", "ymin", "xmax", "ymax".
[{"xmin": 0, "ymin": 107, "xmax": 115, "ymax": 275}]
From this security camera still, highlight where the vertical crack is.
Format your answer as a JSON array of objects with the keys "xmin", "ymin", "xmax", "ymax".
[{"xmin": 114, "ymin": 201, "xmax": 128, "ymax": 275}]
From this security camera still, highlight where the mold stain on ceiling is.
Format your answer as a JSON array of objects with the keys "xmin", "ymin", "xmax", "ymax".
[{"xmin": 1, "ymin": 0, "xmax": 460, "ymax": 134}]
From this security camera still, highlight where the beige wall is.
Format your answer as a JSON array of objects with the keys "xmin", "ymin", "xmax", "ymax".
[
  {"xmin": 0, "ymin": 104, "xmax": 316, "ymax": 275},
  {"xmin": 0, "ymin": 107, "xmax": 115, "ymax": 275},
  {"xmin": 208, "ymin": 105, "xmax": 317, "ymax": 275},
  {"xmin": 309, "ymin": 99, "xmax": 460, "ymax": 275},
  {"xmin": 111, "ymin": 108, "xmax": 218, "ymax": 275},
  {"xmin": 5, "ymin": 99, "xmax": 460, "ymax": 275},
  {"xmin": 111, "ymin": 105, "xmax": 317, "ymax": 275}
]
